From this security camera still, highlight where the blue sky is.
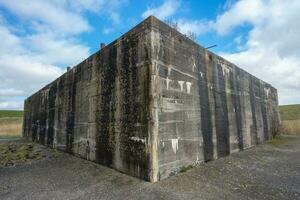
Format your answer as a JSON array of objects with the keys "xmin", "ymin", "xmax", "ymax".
[{"xmin": 0, "ymin": 0, "xmax": 299, "ymax": 109}]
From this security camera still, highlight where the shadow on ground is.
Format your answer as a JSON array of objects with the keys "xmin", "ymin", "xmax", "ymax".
[{"xmin": 0, "ymin": 135, "xmax": 299, "ymax": 200}]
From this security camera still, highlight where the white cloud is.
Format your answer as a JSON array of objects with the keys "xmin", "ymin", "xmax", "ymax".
[
  {"xmin": 141, "ymin": 0, "xmax": 213, "ymax": 37},
  {"xmin": 0, "ymin": 88, "xmax": 24, "ymax": 97},
  {"xmin": 218, "ymin": 0, "xmax": 300, "ymax": 105},
  {"xmin": 0, "ymin": 100, "xmax": 24, "ymax": 110},
  {"xmin": 233, "ymin": 35, "xmax": 242, "ymax": 45},
  {"xmin": 142, "ymin": 0, "xmax": 181, "ymax": 19},
  {"xmin": 0, "ymin": 49, "xmax": 64, "ymax": 110},
  {"xmin": 0, "ymin": 0, "xmax": 90, "ymax": 34},
  {"xmin": 0, "ymin": 0, "xmax": 128, "ymax": 110},
  {"xmin": 176, "ymin": 19, "xmax": 213, "ymax": 36},
  {"xmin": 0, "ymin": 17, "xmax": 79, "ymax": 110},
  {"xmin": 0, "ymin": 0, "xmax": 126, "ymax": 35},
  {"xmin": 175, "ymin": 0, "xmax": 265, "ymax": 37},
  {"xmin": 109, "ymin": 12, "xmax": 121, "ymax": 25},
  {"xmin": 103, "ymin": 27, "xmax": 113, "ymax": 35},
  {"xmin": 214, "ymin": 0, "xmax": 265, "ymax": 35},
  {"xmin": 25, "ymin": 33, "xmax": 90, "ymax": 66},
  {"xmin": 0, "ymin": 53, "xmax": 63, "ymax": 84},
  {"xmin": 0, "ymin": 1, "xmax": 83, "ymax": 109},
  {"xmin": 0, "ymin": 25, "xmax": 22, "ymax": 54}
]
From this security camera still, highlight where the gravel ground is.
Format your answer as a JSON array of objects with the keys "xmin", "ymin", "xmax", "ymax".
[{"xmin": 0, "ymin": 135, "xmax": 299, "ymax": 200}]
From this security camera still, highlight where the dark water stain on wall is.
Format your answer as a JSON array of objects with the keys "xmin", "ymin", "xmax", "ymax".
[
  {"xmin": 119, "ymin": 32, "xmax": 151, "ymax": 180},
  {"xmin": 96, "ymin": 44, "xmax": 117, "ymax": 166},
  {"xmin": 213, "ymin": 64, "xmax": 230, "ymax": 157},
  {"xmin": 47, "ymin": 82, "xmax": 56, "ymax": 147},
  {"xmin": 249, "ymin": 78, "xmax": 258, "ymax": 145},
  {"xmin": 260, "ymin": 83, "xmax": 269, "ymax": 140},
  {"xmin": 232, "ymin": 69, "xmax": 244, "ymax": 150},
  {"xmin": 198, "ymin": 52, "xmax": 213, "ymax": 161},
  {"xmin": 66, "ymin": 69, "xmax": 76, "ymax": 153}
]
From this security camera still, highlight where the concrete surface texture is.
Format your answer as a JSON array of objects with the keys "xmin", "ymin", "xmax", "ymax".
[
  {"xmin": 22, "ymin": 16, "xmax": 280, "ymax": 182},
  {"xmin": 0, "ymin": 135, "xmax": 299, "ymax": 200}
]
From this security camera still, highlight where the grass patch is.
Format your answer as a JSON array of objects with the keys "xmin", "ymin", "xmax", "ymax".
[
  {"xmin": 266, "ymin": 136, "xmax": 294, "ymax": 147},
  {"xmin": 0, "ymin": 135, "xmax": 22, "ymax": 140},
  {"xmin": 179, "ymin": 165, "xmax": 194, "ymax": 173},
  {"xmin": 279, "ymin": 104, "xmax": 300, "ymax": 121},
  {"xmin": 0, "ymin": 110, "xmax": 23, "ymax": 118},
  {"xmin": 0, "ymin": 142, "xmax": 42, "ymax": 167}
]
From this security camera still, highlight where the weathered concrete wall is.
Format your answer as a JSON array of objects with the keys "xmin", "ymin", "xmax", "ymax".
[
  {"xmin": 149, "ymin": 17, "xmax": 280, "ymax": 180},
  {"xmin": 23, "ymin": 16, "xmax": 280, "ymax": 182},
  {"xmin": 23, "ymin": 19, "xmax": 154, "ymax": 181}
]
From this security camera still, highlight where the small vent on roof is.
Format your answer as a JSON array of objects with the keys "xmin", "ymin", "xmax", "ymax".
[{"xmin": 100, "ymin": 43, "xmax": 106, "ymax": 49}]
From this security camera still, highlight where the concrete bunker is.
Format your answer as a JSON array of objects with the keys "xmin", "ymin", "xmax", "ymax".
[{"xmin": 23, "ymin": 16, "xmax": 280, "ymax": 182}]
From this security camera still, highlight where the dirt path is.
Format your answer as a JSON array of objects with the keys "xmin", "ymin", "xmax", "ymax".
[{"xmin": 0, "ymin": 135, "xmax": 299, "ymax": 200}]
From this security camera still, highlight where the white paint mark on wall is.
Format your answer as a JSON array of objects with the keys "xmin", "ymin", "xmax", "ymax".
[
  {"xmin": 265, "ymin": 88, "xmax": 270, "ymax": 98},
  {"xmin": 166, "ymin": 77, "xmax": 172, "ymax": 90},
  {"xmin": 186, "ymin": 82, "xmax": 192, "ymax": 94},
  {"xmin": 178, "ymin": 81, "xmax": 184, "ymax": 91},
  {"xmin": 130, "ymin": 136, "xmax": 146, "ymax": 143},
  {"xmin": 171, "ymin": 138, "xmax": 179, "ymax": 154},
  {"xmin": 167, "ymin": 67, "xmax": 171, "ymax": 76},
  {"xmin": 155, "ymin": 63, "xmax": 160, "ymax": 75},
  {"xmin": 196, "ymin": 156, "xmax": 201, "ymax": 164},
  {"xmin": 153, "ymin": 75, "xmax": 157, "ymax": 81},
  {"xmin": 152, "ymin": 59, "xmax": 198, "ymax": 80},
  {"xmin": 199, "ymin": 71, "xmax": 203, "ymax": 77},
  {"xmin": 155, "ymin": 108, "xmax": 159, "ymax": 123},
  {"xmin": 221, "ymin": 64, "xmax": 230, "ymax": 75},
  {"xmin": 191, "ymin": 56, "xmax": 196, "ymax": 72}
]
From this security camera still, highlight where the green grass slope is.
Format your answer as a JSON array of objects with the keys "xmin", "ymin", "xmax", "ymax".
[
  {"xmin": 279, "ymin": 104, "xmax": 300, "ymax": 120},
  {"xmin": 0, "ymin": 110, "xmax": 23, "ymax": 119}
]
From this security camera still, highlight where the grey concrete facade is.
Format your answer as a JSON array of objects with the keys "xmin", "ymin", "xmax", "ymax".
[{"xmin": 23, "ymin": 16, "xmax": 280, "ymax": 182}]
